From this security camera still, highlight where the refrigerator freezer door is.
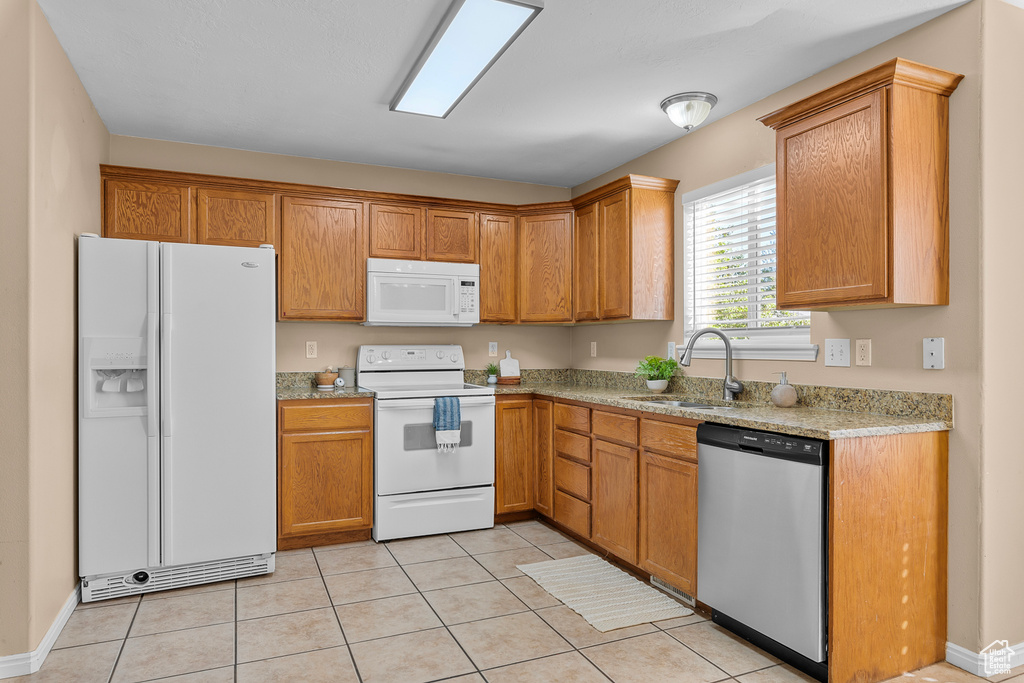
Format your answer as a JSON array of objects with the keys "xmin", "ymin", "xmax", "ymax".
[
  {"xmin": 161, "ymin": 243, "xmax": 276, "ymax": 566},
  {"xmin": 79, "ymin": 237, "xmax": 160, "ymax": 577}
]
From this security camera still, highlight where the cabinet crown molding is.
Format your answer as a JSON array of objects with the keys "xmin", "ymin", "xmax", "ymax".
[
  {"xmin": 758, "ymin": 57, "xmax": 964, "ymax": 130},
  {"xmin": 572, "ymin": 174, "xmax": 680, "ymax": 208}
]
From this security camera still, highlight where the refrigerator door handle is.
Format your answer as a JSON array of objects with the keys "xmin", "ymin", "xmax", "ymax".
[
  {"xmin": 147, "ymin": 242, "xmax": 161, "ymax": 566},
  {"xmin": 162, "ymin": 312, "xmax": 172, "ymax": 436}
]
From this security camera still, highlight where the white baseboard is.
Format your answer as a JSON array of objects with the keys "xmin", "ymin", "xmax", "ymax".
[
  {"xmin": 0, "ymin": 583, "xmax": 80, "ymax": 679},
  {"xmin": 947, "ymin": 640, "xmax": 1024, "ymax": 678}
]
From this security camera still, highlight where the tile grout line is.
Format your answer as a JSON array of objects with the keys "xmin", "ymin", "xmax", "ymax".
[
  {"xmin": 105, "ymin": 596, "xmax": 142, "ymax": 683},
  {"xmin": 311, "ymin": 547, "xmax": 365, "ymax": 683},
  {"xmin": 381, "ymin": 537, "xmax": 485, "ymax": 679}
]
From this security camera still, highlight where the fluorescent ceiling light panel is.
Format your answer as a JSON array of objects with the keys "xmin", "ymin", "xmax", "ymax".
[{"xmin": 392, "ymin": 0, "xmax": 543, "ymax": 118}]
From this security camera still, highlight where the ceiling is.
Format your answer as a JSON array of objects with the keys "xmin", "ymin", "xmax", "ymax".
[{"xmin": 37, "ymin": 0, "xmax": 967, "ymax": 187}]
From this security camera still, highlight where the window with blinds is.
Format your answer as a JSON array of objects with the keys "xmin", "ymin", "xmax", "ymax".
[{"xmin": 683, "ymin": 172, "xmax": 809, "ymax": 343}]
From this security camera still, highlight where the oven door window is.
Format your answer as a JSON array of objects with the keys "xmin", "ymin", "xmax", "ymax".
[{"xmin": 404, "ymin": 422, "xmax": 473, "ymax": 451}]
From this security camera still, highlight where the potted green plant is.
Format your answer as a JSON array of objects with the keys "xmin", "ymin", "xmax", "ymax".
[
  {"xmin": 485, "ymin": 362, "xmax": 499, "ymax": 384},
  {"xmin": 634, "ymin": 355, "xmax": 678, "ymax": 393}
]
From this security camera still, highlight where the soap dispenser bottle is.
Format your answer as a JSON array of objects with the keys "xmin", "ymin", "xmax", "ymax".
[{"xmin": 770, "ymin": 371, "xmax": 798, "ymax": 408}]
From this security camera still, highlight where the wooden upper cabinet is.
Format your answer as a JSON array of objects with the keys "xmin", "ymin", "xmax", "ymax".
[
  {"xmin": 759, "ymin": 58, "xmax": 963, "ymax": 310},
  {"xmin": 427, "ymin": 209, "xmax": 477, "ymax": 262},
  {"xmin": 279, "ymin": 196, "xmax": 366, "ymax": 321},
  {"xmin": 518, "ymin": 211, "xmax": 573, "ymax": 322},
  {"xmin": 574, "ymin": 202, "xmax": 599, "ymax": 321},
  {"xmin": 479, "ymin": 213, "xmax": 518, "ymax": 323},
  {"xmin": 196, "ymin": 188, "xmax": 277, "ymax": 248},
  {"xmin": 598, "ymin": 189, "xmax": 631, "ymax": 319},
  {"xmin": 495, "ymin": 396, "xmax": 533, "ymax": 514},
  {"xmin": 572, "ymin": 176, "xmax": 678, "ymax": 322},
  {"xmin": 104, "ymin": 178, "xmax": 193, "ymax": 243},
  {"xmin": 369, "ymin": 203, "xmax": 424, "ymax": 259}
]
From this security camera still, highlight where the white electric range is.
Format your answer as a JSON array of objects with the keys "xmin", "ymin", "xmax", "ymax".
[{"xmin": 357, "ymin": 345, "xmax": 495, "ymax": 541}]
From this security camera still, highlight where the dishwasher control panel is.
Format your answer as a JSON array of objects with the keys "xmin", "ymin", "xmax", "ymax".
[{"xmin": 698, "ymin": 423, "xmax": 825, "ymax": 463}]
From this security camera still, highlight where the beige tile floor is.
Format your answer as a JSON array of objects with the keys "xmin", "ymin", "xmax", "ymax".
[{"xmin": 15, "ymin": 519, "xmax": 1024, "ymax": 683}]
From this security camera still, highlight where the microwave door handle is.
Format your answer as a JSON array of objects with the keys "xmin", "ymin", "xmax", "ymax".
[{"xmin": 451, "ymin": 280, "xmax": 459, "ymax": 321}]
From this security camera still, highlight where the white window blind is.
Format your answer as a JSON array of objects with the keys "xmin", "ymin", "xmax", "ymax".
[{"xmin": 683, "ymin": 172, "xmax": 810, "ymax": 345}]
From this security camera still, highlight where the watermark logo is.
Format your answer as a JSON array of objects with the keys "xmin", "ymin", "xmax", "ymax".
[{"xmin": 982, "ymin": 640, "xmax": 1013, "ymax": 676}]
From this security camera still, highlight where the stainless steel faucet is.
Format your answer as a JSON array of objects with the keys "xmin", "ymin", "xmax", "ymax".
[{"xmin": 679, "ymin": 328, "xmax": 744, "ymax": 401}]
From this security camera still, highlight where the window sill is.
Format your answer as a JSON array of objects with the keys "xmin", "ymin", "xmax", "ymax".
[{"xmin": 686, "ymin": 342, "xmax": 819, "ymax": 362}]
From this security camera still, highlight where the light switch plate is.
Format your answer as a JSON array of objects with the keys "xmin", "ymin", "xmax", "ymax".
[
  {"xmin": 923, "ymin": 337, "xmax": 945, "ymax": 369},
  {"xmin": 488, "ymin": 342, "xmax": 498, "ymax": 357},
  {"xmin": 591, "ymin": 342, "xmax": 598, "ymax": 357},
  {"xmin": 667, "ymin": 342, "xmax": 676, "ymax": 361},
  {"xmin": 824, "ymin": 338, "xmax": 850, "ymax": 367}
]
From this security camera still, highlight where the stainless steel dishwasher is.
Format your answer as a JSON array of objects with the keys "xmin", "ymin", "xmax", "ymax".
[{"xmin": 697, "ymin": 423, "xmax": 827, "ymax": 682}]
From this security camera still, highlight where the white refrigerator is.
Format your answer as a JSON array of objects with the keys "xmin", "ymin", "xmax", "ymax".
[{"xmin": 78, "ymin": 236, "xmax": 277, "ymax": 601}]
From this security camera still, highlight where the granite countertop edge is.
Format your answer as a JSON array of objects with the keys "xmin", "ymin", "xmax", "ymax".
[
  {"xmin": 490, "ymin": 382, "xmax": 952, "ymax": 441},
  {"xmin": 277, "ymin": 381, "xmax": 951, "ymax": 440}
]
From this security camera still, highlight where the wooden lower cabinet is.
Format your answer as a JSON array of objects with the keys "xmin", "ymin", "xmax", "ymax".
[
  {"xmin": 495, "ymin": 396, "xmax": 533, "ymax": 514},
  {"xmin": 591, "ymin": 438, "xmax": 639, "ymax": 564},
  {"xmin": 277, "ymin": 399, "xmax": 373, "ymax": 548},
  {"xmin": 533, "ymin": 399, "xmax": 554, "ymax": 517},
  {"xmin": 639, "ymin": 451, "xmax": 698, "ymax": 595}
]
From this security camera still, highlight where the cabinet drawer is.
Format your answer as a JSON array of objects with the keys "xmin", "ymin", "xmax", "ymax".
[
  {"xmin": 554, "ymin": 456, "xmax": 591, "ymax": 501},
  {"xmin": 554, "ymin": 490, "xmax": 591, "ymax": 538},
  {"xmin": 593, "ymin": 410, "xmax": 638, "ymax": 446},
  {"xmin": 554, "ymin": 403, "xmax": 590, "ymax": 433},
  {"xmin": 641, "ymin": 419, "xmax": 697, "ymax": 460},
  {"xmin": 555, "ymin": 429, "xmax": 591, "ymax": 464},
  {"xmin": 280, "ymin": 400, "xmax": 372, "ymax": 432}
]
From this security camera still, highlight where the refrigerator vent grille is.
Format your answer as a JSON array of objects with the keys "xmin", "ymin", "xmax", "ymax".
[
  {"xmin": 650, "ymin": 576, "xmax": 696, "ymax": 606},
  {"xmin": 82, "ymin": 555, "xmax": 273, "ymax": 602}
]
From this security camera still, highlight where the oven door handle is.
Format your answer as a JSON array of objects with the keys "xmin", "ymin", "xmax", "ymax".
[{"xmin": 375, "ymin": 396, "xmax": 496, "ymax": 410}]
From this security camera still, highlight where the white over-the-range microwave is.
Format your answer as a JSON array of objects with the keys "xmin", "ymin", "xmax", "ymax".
[{"xmin": 364, "ymin": 258, "xmax": 480, "ymax": 327}]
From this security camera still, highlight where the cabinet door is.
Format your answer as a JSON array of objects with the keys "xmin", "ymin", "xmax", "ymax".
[
  {"xmin": 599, "ymin": 189, "xmax": 631, "ymax": 319},
  {"xmin": 279, "ymin": 196, "xmax": 366, "ymax": 320},
  {"xmin": 479, "ymin": 213, "xmax": 518, "ymax": 322},
  {"xmin": 574, "ymin": 202, "xmax": 599, "ymax": 321},
  {"xmin": 639, "ymin": 451, "xmax": 698, "ymax": 595},
  {"xmin": 495, "ymin": 397, "xmax": 533, "ymax": 514},
  {"xmin": 592, "ymin": 438, "xmax": 639, "ymax": 564},
  {"xmin": 427, "ymin": 209, "xmax": 476, "ymax": 262},
  {"xmin": 104, "ymin": 179, "xmax": 193, "ymax": 242},
  {"xmin": 369, "ymin": 203, "xmax": 424, "ymax": 259},
  {"xmin": 533, "ymin": 399, "xmax": 554, "ymax": 517},
  {"xmin": 279, "ymin": 429, "xmax": 373, "ymax": 538},
  {"xmin": 777, "ymin": 90, "xmax": 888, "ymax": 308},
  {"xmin": 519, "ymin": 212, "xmax": 573, "ymax": 322},
  {"xmin": 196, "ymin": 188, "xmax": 276, "ymax": 248}
]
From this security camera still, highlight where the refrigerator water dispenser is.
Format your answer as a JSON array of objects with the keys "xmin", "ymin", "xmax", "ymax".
[{"xmin": 83, "ymin": 337, "xmax": 149, "ymax": 417}]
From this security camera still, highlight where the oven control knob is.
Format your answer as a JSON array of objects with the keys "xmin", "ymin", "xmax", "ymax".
[
  {"xmin": 366, "ymin": 354, "xmax": 376, "ymax": 364},
  {"xmin": 450, "ymin": 353, "xmax": 458, "ymax": 362},
  {"xmin": 382, "ymin": 351, "xmax": 391, "ymax": 360},
  {"xmin": 436, "ymin": 351, "xmax": 445, "ymax": 359}
]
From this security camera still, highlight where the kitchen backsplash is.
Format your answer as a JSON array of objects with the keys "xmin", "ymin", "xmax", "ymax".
[{"xmin": 279, "ymin": 369, "xmax": 952, "ymax": 423}]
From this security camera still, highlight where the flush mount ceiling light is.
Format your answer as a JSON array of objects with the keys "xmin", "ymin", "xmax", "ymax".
[
  {"xmin": 391, "ymin": 0, "xmax": 543, "ymax": 118},
  {"xmin": 660, "ymin": 92, "xmax": 718, "ymax": 131}
]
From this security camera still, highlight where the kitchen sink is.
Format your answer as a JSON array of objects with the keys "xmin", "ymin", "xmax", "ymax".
[{"xmin": 645, "ymin": 400, "xmax": 735, "ymax": 410}]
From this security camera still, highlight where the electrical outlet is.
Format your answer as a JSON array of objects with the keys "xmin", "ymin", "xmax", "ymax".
[
  {"xmin": 667, "ymin": 342, "xmax": 676, "ymax": 361},
  {"xmin": 824, "ymin": 338, "xmax": 850, "ymax": 367},
  {"xmin": 590, "ymin": 341, "xmax": 598, "ymax": 357},
  {"xmin": 488, "ymin": 342, "xmax": 498, "ymax": 357},
  {"xmin": 305, "ymin": 341, "xmax": 317, "ymax": 359},
  {"xmin": 855, "ymin": 339, "xmax": 872, "ymax": 366},
  {"xmin": 923, "ymin": 337, "xmax": 945, "ymax": 369}
]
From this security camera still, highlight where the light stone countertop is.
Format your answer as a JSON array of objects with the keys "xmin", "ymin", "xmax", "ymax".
[{"xmin": 490, "ymin": 382, "xmax": 951, "ymax": 441}]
